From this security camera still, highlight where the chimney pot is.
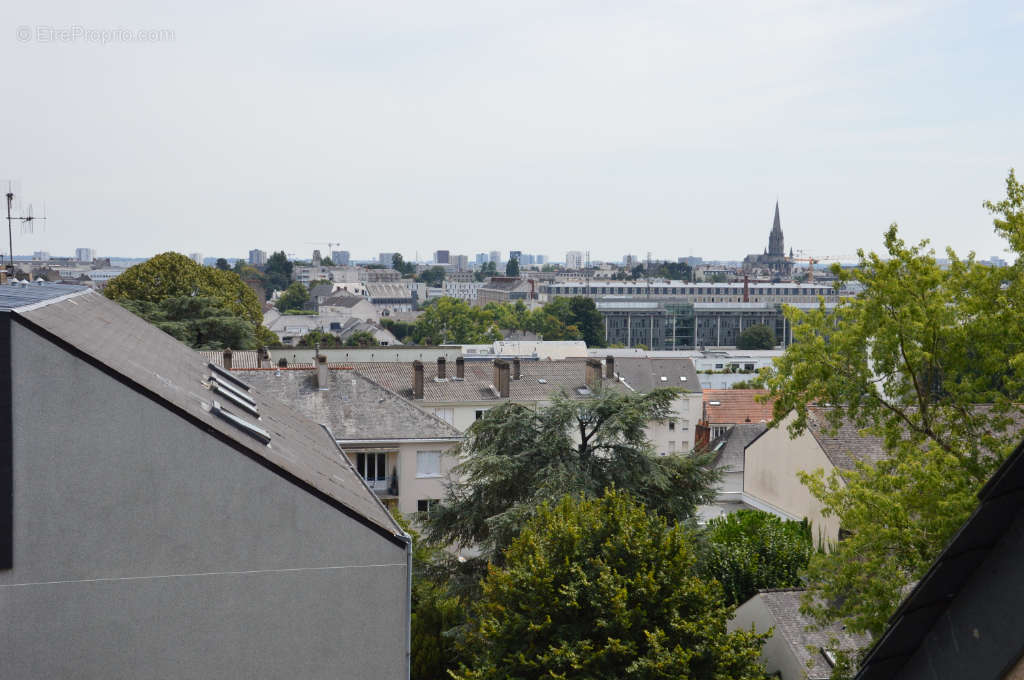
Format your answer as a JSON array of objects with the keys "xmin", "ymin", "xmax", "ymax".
[
  {"xmin": 317, "ymin": 354, "xmax": 329, "ymax": 389},
  {"xmin": 512, "ymin": 357, "xmax": 521, "ymax": 380},
  {"xmin": 223, "ymin": 348, "xmax": 233, "ymax": 370},
  {"xmin": 605, "ymin": 355, "xmax": 615, "ymax": 379},
  {"xmin": 586, "ymin": 358, "xmax": 602, "ymax": 390},
  {"xmin": 493, "ymin": 359, "xmax": 510, "ymax": 398},
  {"xmin": 412, "ymin": 360, "xmax": 425, "ymax": 399},
  {"xmin": 455, "ymin": 356, "xmax": 465, "ymax": 379},
  {"xmin": 437, "ymin": 357, "xmax": 447, "ymax": 379}
]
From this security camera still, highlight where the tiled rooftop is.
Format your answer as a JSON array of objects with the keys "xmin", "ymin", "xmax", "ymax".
[{"xmin": 703, "ymin": 389, "xmax": 775, "ymax": 425}]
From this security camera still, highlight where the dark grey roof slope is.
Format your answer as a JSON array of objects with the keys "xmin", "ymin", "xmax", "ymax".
[
  {"xmin": 856, "ymin": 435, "xmax": 1024, "ymax": 680},
  {"xmin": 758, "ymin": 589, "xmax": 870, "ymax": 680},
  {"xmin": 234, "ymin": 368, "xmax": 462, "ymax": 441},
  {"xmin": 10, "ymin": 290, "xmax": 403, "ymax": 543},
  {"xmin": 805, "ymin": 407, "xmax": 890, "ymax": 474},
  {"xmin": 0, "ymin": 281, "xmax": 89, "ymax": 311},
  {"xmin": 709, "ymin": 422, "xmax": 767, "ymax": 472},
  {"xmin": 614, "ymin": 357, "xmax": 700, "ymax": 393}
]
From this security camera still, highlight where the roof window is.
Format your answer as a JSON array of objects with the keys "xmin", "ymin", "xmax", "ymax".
[
  {"xmin": 211, "ymin": 400, "xmax": 271, "ymax": 444},
  {"xmin": 208, "ymin": 363, "xmax": 252, "ymax": 391},
  {"xmin": 210, "ymin": 380, "xmax": 260, "ymax": 417}
]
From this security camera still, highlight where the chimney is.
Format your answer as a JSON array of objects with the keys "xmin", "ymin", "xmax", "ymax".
[
  {"xmin": 455, "ymin": 356, "xmax": 465, "ymax": 379},
  {"xmin": 743, "ymin": 274, "xmax": 749, "ymax": 303},
  {"xmin": 437, "ymin": 357, "xmax": 447, "ymax": 379},
  {"xmin": 512, "ymin": 357, "xmax": 521, "ymax": 380},
  {"xmin": 493, "ymin": 359, "xmax": 510, "ymax": 398},
  {"xmin": 605, "ymin": 355, "xmax": 615, "ymax": 379},
  {"xmin": 277, "ymin": 357, "xmax": 288, "ymax": 368},
  {"xmin": 586, "ymin": 358, "xmax": 602, "ymax": 390},
  {"xmin": 412, "ymin": 360, "xmax": 424, "ymax": 399},
  {"xmin": 223, "ymin": 348, "xmax": 233, "ymax": 370},
  {"xmin": 259, "ymin": 346, "xmax": 270, "ymax": 368},
  {"xmin": 317, "ymin": 354, "xmax": 329, "ymax": 390}
]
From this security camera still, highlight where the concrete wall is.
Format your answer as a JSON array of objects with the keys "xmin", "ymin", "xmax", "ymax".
[
  {"xmin": 743, "ymin": 412, "xmax": 841, "ymax": 546},
  {"xmin": 729, "ymin": 595, "xmax": 804, "ymax": 680},
  {"xmin": 1, "ymin": 322, "xmax": 409, "ymax": 679}
]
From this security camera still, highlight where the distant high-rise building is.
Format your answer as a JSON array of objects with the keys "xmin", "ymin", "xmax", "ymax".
[
  {"xmin": 331, "ymin": 250, "xmax": 350, "ymax": 266},
  {"xmin": 33, "ymin": 251, "xmax": 51, "ymax": 261},
  {"xmin": 312, "ymin": 249, "xmax": 323, "ymax": 267},
  {"xmin": 489, "ymin": 251, "xmax": 501, "ymax": 264},
  {"xmin": 535, "ymin": 255, "xmax": 547, "ymax": 265},
  {"xmin": 189, "ymin": 253, "xmax": 203, "ymax": 264},
  {"xmin": 452, "ymin": 254, "xmax": 469, "ymax": 271},
  {"xmin": 623, "ymin": 254, "xmax": 637, "ymax": 269},
  {"xmin": 75, "ymin": 248, "xmax": 95, "ymax": 263},
  {"xmin": 565, "ymin": 251, "xmax": 584, "ymax": 270},
  {"xmin": 522, "ymin": 254, "xmax": 535, "ymax": 266},
  {"xmin": 475, "ymin": 253, "xmax": 488, "ymax": 265},
  {"xmin": 434, "ymin": 250, "xmax": 450, "ymax": 264},
  {"xmin": 379, "ymin": 252, "xmax": 396, "ymax": 266},
  {"xmin": 248, "ymin": 249, "xmax": 267, "ymax": 266}
]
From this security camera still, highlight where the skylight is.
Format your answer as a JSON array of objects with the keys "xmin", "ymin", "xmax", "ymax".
[
  {"xmin": 659, "ymin": 376, "xmax": 667, "ymax": 382},
  {"xmin": 210, "ymin": 375, "xmax": 256, "ymax": 408},
  {"xmin": 709, "ymin": 400, "xmax": 721, "ymax": 406},
  {"xmin": 210, "ymin": 381, "xmax": 260, "ymax": 417},
  {"xmin": 208, "ymin": 362, "xmax": 252, "ymax": 391},
  {"xmin": 211, "ymin": 400, "xmax": 270, "ymax": 444}
]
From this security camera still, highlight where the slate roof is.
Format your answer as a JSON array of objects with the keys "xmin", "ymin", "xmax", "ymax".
[
  {"xmin": 804, "ymin": 406, "xmax": 890, "ymax": 473},
  {"xmin": 708, "ymin": 422, "xmax": 767, "ymax": 472},
  {"xmin": 480, "ymin": 277, "xmax": 531, "ymax": 291},
  {"xmin": 233, "ymin": 368, "xmax": 462, "ymax": 442},
  {"xmin": 322, "ymin": 293, "xmax": 367, "ymax": 308},
  {"xmin": 0, "ymin": 281, "xmax": 89, "ymax": 310},
  {"xmin": 199, "ymin": 349, "xmax": 264, "ymax": 369},
  {"xmin": 352, "ymin": 358, "xmax": 622, "ymax": 403},
  {"xmin": 756, "ymin": 589, "xmax": 870, "ymax": 680},
  {"xmin": 614, "ymin": 357, "xmax": 701, "ymax": 393},
  {"xmin": 365, "ymin": 283, "xmax": 412, "ymax": 299},
  {"xmin": 10, "ymin": 289, "xmax": 403, "ymax": 543},
  {"xmin": 703, "ymin": 389, "xmax": 775, "ymax": 425},
  {"xmin": 309, "ymin": 283, "xmax": 335, "ymax": 299}
]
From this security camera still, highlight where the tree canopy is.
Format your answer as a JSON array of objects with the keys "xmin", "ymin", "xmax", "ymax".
[
  {"xmin": 120, "ymin": 296, "xmax": 257, "ymax": 350},
  {"xmin": 418, "ymin": 265, "xmax": 446, "ymax": 286},
  {"xmin": 276, "ymin": 281, "xmax": 310, "ymax": 312},
  {"xmin": 452, "ymin": 490, "xmax": 768, "ymax": 680},
  {"xmin": 504, "ymin": 257, "xmax": 519, "ymax": 277},
  {"xmin": 412, "ymin": 298, "xmax": 502, "ymax": 344},
  {"xmin": 263, "ymin": 250, "xmax": 293, "ymax": 294},
  {"xmin": 736, "ymin": 323, "xmax": 776, "ymax": 350}
]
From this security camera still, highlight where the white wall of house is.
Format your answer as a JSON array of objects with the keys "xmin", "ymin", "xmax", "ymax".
[
  {"xmin": 645, "ymin": 391, "xmax": 702, "ymax": 455},
  {"xmin": 343, "ymin": 441, "xmax": 460, "ymax": 516}
]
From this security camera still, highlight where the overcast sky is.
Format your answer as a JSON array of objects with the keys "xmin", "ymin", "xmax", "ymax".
[{"xmin": 3, "ymin": 1, "xmax": 1021, "ymax": 263}]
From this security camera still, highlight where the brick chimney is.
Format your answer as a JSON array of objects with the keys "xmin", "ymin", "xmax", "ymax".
[
  {"xmin": 412, "ymin": 360, "xmax": 424, "ymax": 399},
  {"xmin": 437, "ymin": 357, "xmax": 447, "ymax": 379},
  {"xmin": 512, "ymin": 357, "xmax": 521, "ymax": 380},
  {"xmin": 317, "ymin": 355, "xmax": 329, "ymax": 390},
  {"xmin": 222, "ymin": 348, "xmax": 233, "ymax": 370},
  {"xmin": 259, "ymin": 346, "xmax": 270, "ymax": 368},
  {"xmin": 455, "ymin": 356, "xmax": 465, "ymax": 379},
  {"xmin": 743, "ymin": 274, "xmax": 749, "ymax": 303},
  {"xmin": 605, "ymin": 355, "xmax": 615, "ymax": 379},
  {"xmin": 586, "ymin": 358, "xmax": 602, "ymax": 390},
  {"xmin": 493, "ymin": 359, "xmax": 510, "ymax": 398}
]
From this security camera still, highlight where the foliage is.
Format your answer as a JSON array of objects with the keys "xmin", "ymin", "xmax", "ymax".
[
  {"xmin": 736, "ymin": 323, "xmax": 777, "ymax": 350},
  {"xmin": 105, "ymin": 251, "xmax": 261, "ymax": 325},
  {"xmin": 504, "ymin": 257, "xmax": 519, "ymax": 277},
  {"xmin": 264, "ymin": 250, "xmax": 293, "ymax": 294},
  {"xmin": 296, "ymin": 329, "xmax": 342, "ymax": 348},
  {"xmin": 344, "ymin": 330, "xmax": 379, "ymax": 347},
  {"xmin": 452, "ymin": 490, "xmax": 768, "ymax": 680},
  {"xmin": 380, "ymin": 317, "xmax": 416, "ymax": 343},
  {"xmin": 474, "ymin": 261, "xmax": 497, "ymax": 282},
  {"xmin": 393, "ymin": 253, "xmax": 416, "ymax": 277},
  {"xmin": 255, "ymin": 324, "xmax": 282, "ymax": 349},
  {"xmin": 120, "ymin": 296, "xmax": 256, "ymax": 350},
  {"xmin": 411, "ymin": 298, "xmax": 502, "ymax": 344},
  {"xmin": 320, "ymin": 256, "xmax": 333, "ymax": 266},
  {"xmin": 422, "ymin": 389, "xmax": 719, "ymax": 577},
  {"xmin": 276, "ymin": 281, "xmax": 310, "ymax": 312},
  {"xmin": 695, "ymin": 509, "xmax": 813, "ymax": 606},
  {"xmin": 418, "ymin": 265, "xmax": 446, "ymax": 286},
  {"xmin": 760, "ymin": 169, "xmax": 1024, "ymax": 638},
  {"xmin": 214, "ymin": 257, "xmax": 230, "ymax": 270}
]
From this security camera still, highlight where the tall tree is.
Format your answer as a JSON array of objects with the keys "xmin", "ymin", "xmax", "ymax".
[
  {"xmin": 412, "ymin": 297, "xmax": 501, "ymax": 344},
  {"xmin": 759, "ymin": 170, "xmax": 1024, "ymax": 639},
  {"xmin": 422, "ymin": 389, "xmax": 719, "ymax": 575},
  {"xmin": 452, "ymin": 490, "xmax": 768, "ymax": 680},
  {"xmin": 504, "ymin": 257, "xmax": 519, "ymax": 277},
  {"xmin": 418, "ymin": 266, "xmax": 446, "ymax": 286},
  {"xmin": 214, "ymin": 257, "xmax": 230, "ymax": 271},
  {"xmin": 736, "ymin": 323, "xmax": 776, "ymax": 349},
  {"xmin": 568, "ymin": 295, "xmax": 605, "ymax": 347},
  {"xmin": 276, "ymin": 281, "xmax": 310, "ymax": 312},
  {"xmin": 263, "ymin": 250, "xmax": 293, "ymax": 294}
]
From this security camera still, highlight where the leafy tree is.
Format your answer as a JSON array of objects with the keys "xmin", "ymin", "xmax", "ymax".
[
  {"xmin": 423, "ymin": 389, "xmax": 719, "ymax": 576},
  {"xmin": 504, "ymin": 257, "xmax": 519, "ymax": 277},
  {"xmin": 120, "ymin": 296, "xmax": 256, "ymax": 350},
  {"xmin": 392, "ymin": 253, "xmax": 416, "ymax": 277},
  {"xmin": 214, "ymin": 257, "xmax": 230, "ymax": 271},
  {"xmin": 418, "ymin": 265, "xmax": 446, "ymax": 286},
  {"xmin": 380, "ymin": 317, "xmax": 415, "ymax": 343},
  {"xmin": 412, "ymin": 298, "xmax": 501, "ymax": 344},
  {"xmin": 474, "ymin": 261, "xmax": 497, "ymax": 282},
  {"xmin": 321, "ymin": 256, "xmax": 333, "ymax": 266},
  {"xmin": 736, "ymin": 323, "xmax": 776, "ymax": 349},
  {"xmin": 759, "ymin": 170, "xmax": 1024, "ymax": 638},
  {"xmin": 296, "ymin": 329, "xmax": 342, "ymax": 348},
  {"xmin": 452, "ymin": 490, "xmax": 768, "ymax": 680},
  {"xmin": 344, "ymin": 330, "xmax": 378, "ymax": 347},
  {"xmin": 695, "ymin": 509, "xmax": 813, "ymax": 606},
  {"xmin": 105, "ymin": 251, "xmax": 261, "ymax": 325},
  {"xmin": 264, "ymin": 250, "xmax": 293, "ymax": 293},
  {"xmin": 276, "ymin": 281, "xmax": 310, "ymax": 312},
  {"xmin": 568, "ymin": 295, "xmax": 605, "ymax": 347}
]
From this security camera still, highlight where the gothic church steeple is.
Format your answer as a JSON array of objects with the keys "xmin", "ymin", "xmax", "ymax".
[{"xmin": 768, "ymin": 201, "xmax": 784, "ymax": 257}]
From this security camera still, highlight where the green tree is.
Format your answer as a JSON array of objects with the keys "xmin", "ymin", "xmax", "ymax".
[
  {"xmin": 214, "ymin": 257, "xmax": 230, "ymax": 271},
  {"xmin": 392, "ymin": 253, "xmax": 416, "ymax": 277},
  {"xmin": 418, "ymin": 265, "xmax": 446, "ymax": 286},
  {"xmin": 296, "ymin": 329, "xmax": 342, "ymax": 348},
  {"xmin": 264, "ymin": 250, "xmax": 293, "ymax": 294},
  {"xmin": 412, "ymin": 297, "xmax": 501, "ymax": 344},
  {"xmin": 504, "ymin": 257, "xmax": 519, "ymax": 277},
  {"xmin": 321, "ymin": 256, "xmax": 333, "ymax": 266},
  {"xmin": 423, "ymin": 389, "xmax": 719, "ymax": 576},
  {"xmin": 344, "ymin": 330, "xmax": 378, "ymax": 347},
  {"xmin": 453, "ymin": 490, "xmax": 768, "ymax": 680},
  {"xmin": 380, "ymin": 317, "xmax": 415, "ymax": 343},
  {"xmin": 105, "ymin": 251, "xmax": 261, "ymax": 325},
  {"xmin": 695, "ymin": 509, "xmax": 813, "ymax": 606},
  {"xmin": 474, "ymin": 261, "xmax": 497, "ymax": 282},
  {"xmin": 568, "ymin": 295, "xmax": 605, "ymax": 347},
  {"xmin": 759, "ymin": 170, "xmax": 1024, "ymax": 638},
  {"xmin": 120, "ymin": 296, "xmax": 256, "ymax": 350},
  {"xmin": 736, "ymin": 323, "xmax": 776, "ymax": 349},
  {"xmin": 276, "ymin": 281, "xmax": 310, "ymax": 312}
]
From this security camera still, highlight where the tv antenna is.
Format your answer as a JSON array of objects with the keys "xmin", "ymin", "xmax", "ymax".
[{"xmin": 6, "ymin": 182, "xmax": 47, "ymax": 274}]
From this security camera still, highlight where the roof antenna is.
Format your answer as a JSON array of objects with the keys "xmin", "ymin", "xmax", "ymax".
[{"xmin": 5, "ymin": 182, "xmax": 47, "ymax": 276}]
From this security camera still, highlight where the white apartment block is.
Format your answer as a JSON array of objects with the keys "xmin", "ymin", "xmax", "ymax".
[{"xmin": 565, "ymin": 250, "xmax": 585, "ymax": 270}]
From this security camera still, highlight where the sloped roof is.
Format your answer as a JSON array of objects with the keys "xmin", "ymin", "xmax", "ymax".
[
  {"xmin": 708, "ymin": 422, "xmax": 768, "ymax": 472},
  {"xmin": 353, "ymin": 358, "xmax": 622, "ymax": 403},
  {"xmin": 10, "ymin": 289, "xmax": 404, "ymax": 544},
  {"xmin": 804, "ymin": 406, "xmax": 890, "ymax": 472},
  {"xmin": 0, "ymin": 281, "xmax": 89, "ymax": 310},
  {"xmin": 703, "ymin": 389, "xmax": 775, "ymax": 425},
  {"xmin": 321, "ymin": 293, "xmax": 367, "ymax": 308},
  {"xmin": 234, "ymin": 368, "xmax": 462, "ymax": 441},
  {"xmin": 756, "ymin": 589, "xmax": 869, "ymax": 680},
  {"xmin": 365, "ymin": 282, "xmax": 411, "ymax": 299},
  {"xmin": 200, "ymin": 349, "xmax": 262, "ymax": 369},
  {"xmin": 614, "ymin": 357, "xmax": 701, "ymax": 393}
]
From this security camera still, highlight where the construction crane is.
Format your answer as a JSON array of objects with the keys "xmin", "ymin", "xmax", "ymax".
[
  {"xmin": 306, "ymin": 241, "xmax": 343, "ymax": 252},
  {"xmin": 786, "ymin": 250, "xmax": 843, "ymax": 278}
]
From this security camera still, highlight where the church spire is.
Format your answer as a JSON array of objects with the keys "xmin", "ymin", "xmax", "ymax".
[{"xmin": 768, "ymin": 200, "xmax": 784, "ymax": 257}]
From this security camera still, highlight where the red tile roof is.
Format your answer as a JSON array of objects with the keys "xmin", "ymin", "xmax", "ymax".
[{"xmin": 702, "ymin": 389, "xmax": 775, "ymax": 425}]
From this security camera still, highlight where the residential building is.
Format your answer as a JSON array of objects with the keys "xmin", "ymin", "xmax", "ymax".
[
  {"xmin": 32, "ymin": 251, "xmax": 50, "ymax": 261},
  {"xmin": 365, "ymin": 268, "xmax": 402, "ymax": 282},
  {"xmin": 75, "ymin": 247, "xmax": 95, "ymax": 262},
  {"xmin": 234, "ymin": 364, "xmax": 461, "ymax": 516},
  {"xmin": 248, "ymin": 248, "xmax": 267, "ymax": 266},
  {"xmin": 0, "ymin": 282, "xmax": 410, "ymax": 678},
  {"xmin": 699, "ymin": 423, "xmax": 768, "ymax": 521},
  {"xmin": 443, "ymin": 279, "xmax": 484, "ymax": 303},
  {"xmin": 612, "ymin": 357, "xmax": 703, "ymax": 455},
  {"xmin": 509, "ymin": 250, "xmax": 522, "ymax": 263},
  {"xmin": 434, "ymin": 250, "xmax": 450, "ymax": 264},
  {"xmin": 331, "ymin": 250, "xmax": 350, "ymax": 266},
  {"xmin": 565, "ymin": 250, "xmax": 585, "ymax": 270},
  {"xmin": 700, "ymin": 389, "xmax": 775, "ymax": 443},
  {"xmin": 452, "ymin": 254, "xmax": 469, "ymax": 271},
  {"xmin": 365, "ymin": 282, "xmax": 415, "ymax": 314},
  {"xmin": 475, "ymin": 277, "xmax": 538, "ymax": 307},
  {"xmin": 378, "ymin": 252, "xmax": 396, "ymax": 266},
  {"xmin": 729, "ymin": 589, "xmax": 869, "ymax": 680},
  {"xmin": 189, "ymin": 252, "xmax": 202, "ymax": 264},
  {"xmin": 312, "ymin": 249, "xmax": 322, "ymax": 266},
  {"xmin": 623, "ymin": 254, "xmax": 638, "ymax": 269},
  {"xmin": 535, "ymin": 255, "xmax": 547, "ymax": 265}
]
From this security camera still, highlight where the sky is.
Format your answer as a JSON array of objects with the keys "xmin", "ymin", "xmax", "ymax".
[{"xmin": 2, "ymin": 0, "xmax": 1022, "ymax": 263}]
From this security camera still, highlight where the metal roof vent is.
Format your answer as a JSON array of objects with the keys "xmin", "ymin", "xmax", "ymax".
[
  {"xmin": 709, "ymin": 400, "xmax": 721, "ymax": 406},
  {"xmin": 211, "ymin": 400, "xmax": 270, "ymax": 444}
]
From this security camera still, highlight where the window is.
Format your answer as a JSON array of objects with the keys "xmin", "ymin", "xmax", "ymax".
[
  {"xmin": 668, "ymin": 420, "xmax": 676, "ymax": 431},
  {"xmin": 417, "ymin": 499, "xmax": 440, "ymax": 515},
  {"xmin": 417, "ymin": 450, "xmax": 442, "ymax": 477},
  {"xmin": 475, "ymin": 409, "xmax": 486, "ymax": 420},
  {"xmin": 433, "ymin": 408, "xmax": 454, "ymax": 425},
  {"xmin": 357, "ymin": 452, "xmax": 387, "ymax": 483}
]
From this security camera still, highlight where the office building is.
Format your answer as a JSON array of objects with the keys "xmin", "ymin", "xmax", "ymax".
[
  {"xmin": 331, "ymin": 250, "xmax": 350, "ymax": 266},
  {"xmin": 248, "ymin": 249, "xmax": 267, "ymax": 266},
  {"xmin": 75, "ymin": 248, "xmax": 95, "ymax": 263},
  {"xmin": 565, "ymin": 251, "xmax": 585, "ymax": 270}
]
